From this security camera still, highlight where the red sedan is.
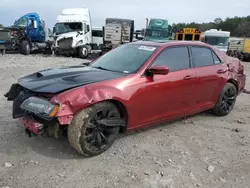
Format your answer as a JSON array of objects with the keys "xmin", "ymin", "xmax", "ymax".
[{"xmin": 5, "ymin": 40, "xmax": 246, "ymax": 157}]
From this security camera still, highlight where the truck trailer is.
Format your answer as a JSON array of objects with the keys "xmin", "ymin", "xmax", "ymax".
[{"xmin": 103, "ymin": 18, "xmax": 134, "ymax": 48}]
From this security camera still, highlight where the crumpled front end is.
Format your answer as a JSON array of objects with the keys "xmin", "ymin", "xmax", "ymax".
[
  {"xmin": 55, "ymin": 32, "xmax": 86, "ymax": 52},
  {"xmin": 4, "ymin": 83, "xmax": 65, "ymax": 138}
]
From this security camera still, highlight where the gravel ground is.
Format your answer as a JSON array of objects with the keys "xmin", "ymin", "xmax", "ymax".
[{"xmin": 0, "ymin": 54, "xmax": 250, "ymax": 188}]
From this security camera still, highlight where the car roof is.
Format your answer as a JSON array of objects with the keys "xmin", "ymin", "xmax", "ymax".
[{"xmin": 131, "ymin": 40, "xmax": 207, "ymax": 47}]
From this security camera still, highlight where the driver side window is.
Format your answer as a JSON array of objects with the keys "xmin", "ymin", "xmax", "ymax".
[{"xmin": 152, "ymin": 46, "xmax": 190, "ymax": 72}]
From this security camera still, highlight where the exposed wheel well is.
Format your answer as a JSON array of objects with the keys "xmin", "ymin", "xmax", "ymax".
[
  {"xmin": 105, "ymin": 99, "xmax": 128, "ymax": 133},
  {"xmin": 227, "ymin": 79, "xmax": 239, "ymax": 93}
]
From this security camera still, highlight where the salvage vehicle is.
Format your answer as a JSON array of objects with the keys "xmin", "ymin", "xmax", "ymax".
[
  {"xmin": 0, "ymin": 13, "xmax": 53, "ymax": 55},
  {"xmin": 144, "ymin": 18, "xmax": 169, "ymax": 41},
  {"xmin": 175, "ymin": 28, "xmax": 202, "ymax": 41},
  {"xmin": 54, "ymin": 9, "xmax": 132, "ymax": 58},
  {"xmin": 104, "ymin": 18, "xmax": 134, "ymax": 48},
  {"xmin": 54, "ymin": 8, "xmax": 95, "ymax": 58},
  {"xmin": 4, "ymin": 40, "xmax": 246, "ymax": 157},
  {"xmin": 202, "ymin": 29, "xmax": 230, "ymax": 53}
]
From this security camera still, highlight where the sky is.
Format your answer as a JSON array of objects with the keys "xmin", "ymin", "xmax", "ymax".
[{"xmin": 0, "ymin": 0, "xmax": 250, "ymax": 29}]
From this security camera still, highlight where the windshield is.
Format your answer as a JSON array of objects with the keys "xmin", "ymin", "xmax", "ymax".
[
  {"xmin": 204, "ymin": 36, "xmax": 229, "ymax": 46},
  {"xmin": 90, "ymin": 44, "xmax": 158, "ymax": 73},
  {"xmin": 13, "ymin": 17, "xmax": 27, "ymax": 27},
  {"xmin": 55, "ymin": 22, "xmax": 82, "ymax": 35},
  {"xmin": 145, "ymin": 29, "xmax": 168, "ymax": 38}
]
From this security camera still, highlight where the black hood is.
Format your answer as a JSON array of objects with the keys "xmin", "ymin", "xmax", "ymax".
[{"xmin": 18, "ymin": 65, "xmax": 125, "ymax": 93}]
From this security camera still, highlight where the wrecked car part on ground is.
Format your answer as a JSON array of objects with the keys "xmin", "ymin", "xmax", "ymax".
[{"xmin": 4, "ymin": 41, "xmax": 246, "ymax": 157}]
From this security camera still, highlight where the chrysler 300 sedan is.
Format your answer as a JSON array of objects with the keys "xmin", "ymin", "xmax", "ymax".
[{"xmin": 4, "ymin": 40, "xmax": 246, "ymax": 156}]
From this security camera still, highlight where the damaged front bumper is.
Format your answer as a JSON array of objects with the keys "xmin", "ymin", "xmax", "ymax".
[
  {"xmin": 5, "ymin": 84, "xmax": 63, "ymax": 136},
  {"xmin": 19, "ymin": 117, "xmax": 44, "ymax": 135}
]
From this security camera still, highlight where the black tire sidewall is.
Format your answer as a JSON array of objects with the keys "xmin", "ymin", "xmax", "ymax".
[
  {"xmin": 78, "ymin": 45, "xmax": 88, "ymax": 58},
  {"xmin": 68, "ymin": 101, "xmax": 120, "ymax": 157},
  {"xmin": 213, "ymin": 83, "xmax": 237, "ymax": 116},
  {"xmin": 21, "ymin": 41, "xmax": 30, "ymax": 55}
]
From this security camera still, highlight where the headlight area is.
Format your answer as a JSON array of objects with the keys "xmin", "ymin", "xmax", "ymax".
[{"xmin": 20, "ymin": 96, "xmax": 59, "ymax": 120}]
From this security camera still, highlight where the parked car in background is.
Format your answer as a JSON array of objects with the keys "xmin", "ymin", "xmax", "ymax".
[{"xmin": 4, "ymin": 40, "xmax": 246, "ymax": 157}]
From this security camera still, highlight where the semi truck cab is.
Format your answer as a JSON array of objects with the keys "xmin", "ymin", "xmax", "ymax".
[
  {"xmin": 144, "ymin": 18, "xmax": 168, "ymax": 41},
  {"xmin": 54, "ymin": 8, "xmax": 93, "ymax": 58},
  {"xmin": 11, "ymin": 13, "xmax": 46, "ymax": 42}
]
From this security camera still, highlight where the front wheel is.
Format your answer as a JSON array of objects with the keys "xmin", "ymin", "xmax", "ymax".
[
  {"xmin": 78, "ymin": 45, "xmax": 88, "ymax": 58},
  {"xmin": 68, "ymin": 101, "xmax": 121, "ymax": 157},
  {"xmin": 20, "ymin": 40, "xmax": 31, "ymax": 55},
  {"xmin": 212, "ymin": 83, "xmax": 237, "ymax": 116}
]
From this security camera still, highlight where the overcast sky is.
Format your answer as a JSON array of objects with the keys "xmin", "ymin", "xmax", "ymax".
[{"xmin": 0, "ymin": 0, "xmax": 249, "ymax": 29}]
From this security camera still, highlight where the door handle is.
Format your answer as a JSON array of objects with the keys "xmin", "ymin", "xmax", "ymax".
[
  {"xmin": 217, "ymin": 69, "xmax": 228, "ymax": 74},
  {"xmin": 183, "ymin": 75, "xmax": 194, "ymax": 80}
]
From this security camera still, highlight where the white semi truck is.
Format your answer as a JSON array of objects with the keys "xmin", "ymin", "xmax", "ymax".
[
  {"xmin": 202, "ymin": 29, "xmax": 230, "ymax": 53},
  {"xmin": 53, "ymin": 8, "xmax": 104, "ymax": 58}
]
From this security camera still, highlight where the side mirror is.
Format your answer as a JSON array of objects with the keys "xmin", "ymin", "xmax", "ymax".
[{"xmin": 149, "ymin": 65, "xmax": 169, "ymax": 75}]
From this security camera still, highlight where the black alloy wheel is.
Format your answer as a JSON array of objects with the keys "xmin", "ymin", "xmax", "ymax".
[
  {"xmin": 212, "ymin": 83, "xmax": 237, "ymax": 116},
  {"xmin": 83, "ymin": 108, "xmax": 120, "ymax": 152},
  {"xmin": 68, "ymin": 101, "xmax": 125, "ymax": 157}
]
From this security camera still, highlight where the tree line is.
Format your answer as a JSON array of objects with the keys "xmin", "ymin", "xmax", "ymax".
[{"xmin": 168, "ymin": 15, "xmax": 250, "ymax": 37}]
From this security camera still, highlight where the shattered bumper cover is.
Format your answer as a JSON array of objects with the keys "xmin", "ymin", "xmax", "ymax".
[
  {"xmin": 19, "ymin": 117, "xmax": 44, "ymax": 134},
  {"xmin": 5, "ymin": 84, "xmax": 57, "ymax": 119},
  {"xmin": 5, "ymin": 83, "xmax": 74, "ymax": 125}
]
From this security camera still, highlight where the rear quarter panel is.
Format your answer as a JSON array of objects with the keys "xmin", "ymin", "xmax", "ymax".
[{"xmin": 215, "ymin": 47, "xmax": 246, "ymax": 93}]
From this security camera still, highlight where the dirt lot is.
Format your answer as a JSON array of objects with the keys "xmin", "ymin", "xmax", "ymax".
[{"xmin": 0, "ymin": 54, "xmax": 249, "ymax": 188}]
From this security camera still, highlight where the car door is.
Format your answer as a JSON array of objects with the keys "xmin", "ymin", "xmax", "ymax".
[
  {"xmin": 131, "ymin": 46, "xmax": 197, "ymax": 126},
  {"xmin": 190, "ymin": 46, "xmax": 228, "ymax": 109}
]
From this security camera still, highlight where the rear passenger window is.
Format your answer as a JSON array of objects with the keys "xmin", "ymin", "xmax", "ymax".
[
  {"xmin": 152, "ymin": 46, "xmax": 190, "ymax": 72},
  {"xmin": 191, "ymin": 47, "xmax": 214, "ymax": 67},
  {"xmin": 212, "ymin": 52, "xmax": 221, "ymax": 64}
]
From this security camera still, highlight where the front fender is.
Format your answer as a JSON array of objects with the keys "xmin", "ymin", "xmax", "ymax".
[{"xmin": 50, "ymin": 85, "xmax": 128, "ymax": 125}]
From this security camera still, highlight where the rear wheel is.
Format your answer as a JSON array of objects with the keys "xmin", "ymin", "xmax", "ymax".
[
  {"xmin": 68, "ymin": 101, "xmax": 121, "ymax": 157},
  {"xmin": 212, "ymin": 83, "xmax": 237, "ymax": 116}
]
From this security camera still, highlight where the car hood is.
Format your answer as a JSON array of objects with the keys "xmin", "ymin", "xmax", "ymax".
[{"xmin": 18, "ymin": 65, "xmax": 125, "ymax": 93}]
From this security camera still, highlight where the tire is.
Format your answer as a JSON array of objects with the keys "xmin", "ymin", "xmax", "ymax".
[
  {"xmin": 68, "ymin": 101, "xmax": 121, "ymax": 157},
  {"xmin": 78, "ymin": 45, "xmax": 88, "ymax": 58},
  {"xmin": 212, "ymin": 83, "xmax": 237, "ymax": 116},
  {"xmin": 21, "ymin": 40, "xmax": 31, "ymax": 55}
]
